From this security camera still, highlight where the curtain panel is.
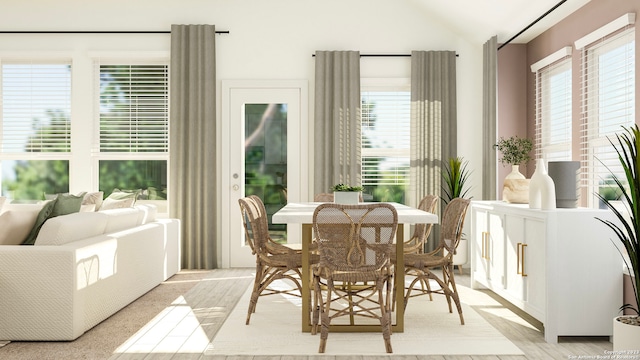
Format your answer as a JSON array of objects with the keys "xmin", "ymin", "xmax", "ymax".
[
  {"xmin": 170, "ymin": 24, "xmax": 218, "ymax": 269},
  {"xmin": 410, "ymin": 50, "xmax": 457, "ymax": 252},
  {"xmin": 483, "ymin": 36, "xmax": 498, "ymax": 200},
  {"xmin": 313, "ymin": 51, "xmax": 361, "ymax": 194}
]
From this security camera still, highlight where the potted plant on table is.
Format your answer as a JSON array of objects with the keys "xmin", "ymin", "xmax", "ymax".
[
  {"xmin": 331, "ymin": 184, "xmax": 363, "ymax": 204},
  {"xmin": 494, "ymin": 135, "xmax": 533, "ymax": 179},
  {"xmin": 495, "ymin": 136, "xmax": 533, "ymax": 203},
  {"xmin": 595, "ymin": 125, "xmax": 640, "ymax": 350}
]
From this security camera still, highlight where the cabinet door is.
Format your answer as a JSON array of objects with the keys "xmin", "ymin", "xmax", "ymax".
[
  {"xmin": 523, "ymin": 218, "xmax": 545, "ymax": 317},
  {"xmin": 487, "ymin": 211, "xmax": 505, "ymax": 289},
  {"xmin": 504, "ymin": 214, "xmax": 545, "ymax": 319},
  {"xmin": 471, "ymin": 207, "xmax": 490, "ymax": 286}
]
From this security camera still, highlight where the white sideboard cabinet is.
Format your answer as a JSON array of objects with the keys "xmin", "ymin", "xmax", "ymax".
[{"xmin": 470, "ymin": 201, "xmax": 623, "ymax": 343}]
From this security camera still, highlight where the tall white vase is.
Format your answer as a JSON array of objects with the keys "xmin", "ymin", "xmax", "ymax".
[{"xmin": 529, "ymin": 159, "xmax": 556, "ymax": 210}]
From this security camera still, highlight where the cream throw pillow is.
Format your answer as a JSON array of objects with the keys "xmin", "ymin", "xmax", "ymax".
[
  {"xmin": 82, "ymin": 191, "xmax": 104, "ymax": 211},
  {"xmin": 0, "ymin": 196, "xmax": 6, "ymax": 212},
  {"xmin": 0, "ymin": 209, "xmax": 40, "ymax": 245}
]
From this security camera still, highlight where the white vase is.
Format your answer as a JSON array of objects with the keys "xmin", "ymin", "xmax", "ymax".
[
  {"xmin": 505, "ymin": 164, "xmax": 526, "ymax": 180},
  {"xmin": 333, "ymin": 191, "xmax": 360, "ymax": 204},
  {"xmin": 529, "ymin": 159, "xmax": 556, "ymax": 210},
  {"xmin": 613, "ymin": 316, "xmax": 640, "ymax": 351}
]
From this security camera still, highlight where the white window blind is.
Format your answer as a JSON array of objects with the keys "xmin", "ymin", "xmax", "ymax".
[
  {"xmin": 579, "ymin": 26, "xmax": 635, "ymax": 206},
  {"xmin": 534, "ymin": 56, "xmax": 572, "ymax": 163},
  {"xmin": 1, "ymin": 61, "xmax": 71, "ymax": 153},
  {"xmin": 361, "ymin": 90, "xmax": 410, "ymax": 186},
  {"xmin": 98, "ymin": 62, "xmax": 169, "ymax": 153}
]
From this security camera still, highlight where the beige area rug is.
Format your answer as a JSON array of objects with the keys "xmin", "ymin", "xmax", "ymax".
[{"xmin": 208, "ymin": 280, "xmax": 525, "ymax": 356}]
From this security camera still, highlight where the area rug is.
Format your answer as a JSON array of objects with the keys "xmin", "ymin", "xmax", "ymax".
[{"xmin": 207, "ymin": 281, "xmax": 525, "ymax": 356}]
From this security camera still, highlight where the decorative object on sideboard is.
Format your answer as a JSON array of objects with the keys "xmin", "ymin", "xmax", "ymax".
[
  {"xmin": 595, "ymin": 125, "xmax": 640, "ymax": 351},
  {"xmin": 529, "ymin": 159, "xmax": 556, "ymax": 210},
  {"xmin": 494, "ymin": 136, "xmax": 533, "ymax": 203},
  {"xmin": 547, "ymin": 161, "xmax": 580, "ymax": 208},
  {"xmin": 331, "ymin": 184, "xmax": 363, "ymax": 204}
]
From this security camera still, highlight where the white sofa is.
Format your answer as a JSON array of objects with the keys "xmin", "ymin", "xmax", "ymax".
[{"xmin": 0, "ymin": 204, "xmax": 180, "ymax": 341}]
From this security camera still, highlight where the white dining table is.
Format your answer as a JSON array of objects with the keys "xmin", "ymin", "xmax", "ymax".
[{"xmin": 271, "ymin": 201, "xmax": 438, "ymax": 333}]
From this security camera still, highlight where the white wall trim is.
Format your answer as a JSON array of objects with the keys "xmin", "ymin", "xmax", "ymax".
[
  {"xmin": 575, "ymin": 13, "xmax": 636, "ymax": 50},
  {"xmin": 530, "ymin": 46, "xmax": 572, "ymax": 73}
]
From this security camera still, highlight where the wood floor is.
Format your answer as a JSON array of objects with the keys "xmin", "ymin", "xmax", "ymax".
[{"xmin": 152, "ymin": 268, "xmax": 613, "ymax": 360}]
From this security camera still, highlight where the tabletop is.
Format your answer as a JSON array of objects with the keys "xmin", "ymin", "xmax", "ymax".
[{"xmin": 272, "ymin": 201, "xmax": 438, "ymax": 224}]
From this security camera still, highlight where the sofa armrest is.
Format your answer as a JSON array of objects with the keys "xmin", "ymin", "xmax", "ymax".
[{"xmin": 0, "ymin": 246, "xmax": 82, "ymax": 340}]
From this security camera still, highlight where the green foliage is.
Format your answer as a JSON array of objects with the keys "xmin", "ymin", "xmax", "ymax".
[
  {"xmin": 331, "ymin": 184, "xmax": 364, "ymax": 192},
  {"xmin": 494, "ymin": 136, "xmax": 533, "ymax": 166},
  {"xmin": 595, "ymin": 125, "xmax": 640, "ymax": 315},
  {"xmin": 442, "ymin": 157, "xmax": 471, "ymax": 204}
]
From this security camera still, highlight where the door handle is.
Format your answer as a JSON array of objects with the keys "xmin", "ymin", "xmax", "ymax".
[{"xmin": 517, "ymin": 243, "xmax": 528, "ymax": 277}]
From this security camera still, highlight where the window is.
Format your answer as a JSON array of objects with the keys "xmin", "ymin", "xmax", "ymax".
[
  {"xmin": 578, "ymin": 22, "xmax": 635, "ymax": 207},
  {"xmin": 95, "ymin": 62, "xmax": 169, "ymax": 208},
  {"xmin": 361, "ymin": 82, "xmax": 410, "ymax": 203},
  {"xmin": 532, "ymin": 49, "xmax": 572, "ymax": 163},
  {"xmin": 0, "ymin": 61, "xmax": 72, "ymax": 202}
]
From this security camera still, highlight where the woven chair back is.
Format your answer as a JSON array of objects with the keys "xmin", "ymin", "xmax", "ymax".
[
  {"xmin": 313, "ymin": 203, "xmax": 398, "ymax": 273},
  {"xmin": 238, "ymin": 195, "xmax": 270, "ymax": 255},
  {"xmin": 412, "ymin": 194, "xmax": 438, "ymax": 244},
  {"xmin": 439, "ymin": 198, "xmax": 471, "ymax": 255}
]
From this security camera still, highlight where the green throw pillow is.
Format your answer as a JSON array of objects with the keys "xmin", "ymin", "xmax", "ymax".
[
  {"xmin": 51, "ymin": 193, "xmax": 85, "ymax": 217},
  {"xmin": 22, "ymin": 199, "xmax": 58, "ymax": 245}
]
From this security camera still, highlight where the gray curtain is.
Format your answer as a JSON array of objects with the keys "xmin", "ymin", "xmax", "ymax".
[
  {"xmin": 313, "ymin": 51, "xmax": 361, "ymax": 194},
  {"xmin": 483, "ymin": 36, "xmax": 498, "ymax": 200},
  {"xmin": 410, "ymin": 50, "xmax": 457, "ymax": 252},
  {"xmin": 170, "ymin": 24, "xmax": 217, "ymax": 269}
]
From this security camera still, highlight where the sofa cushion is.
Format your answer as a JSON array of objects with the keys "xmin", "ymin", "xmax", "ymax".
[
  {"xmin": 21, "ymin": 199, "xmax": 58, "ymax": 245},
  {"xmin": 134, "ymin": 204, "xmax": 157, "ymax": 224},
  {"xmin": 50, "ymin": 193, "xmax": 84, "ymax": 217},
  {"xmin": 0, "ymin": 209, "xmax": 39, "ymax": 245},
  {"xmin": 82, "ymin": 191, "xmax": 104, "ymax": 211},
  {"xmin": 101, "ymin": 207, "xmax": 142, "ymax": 234},
  {"xmin": 0, "ymin": 196, "xmax": 6, "ymax": 211},
  {"xmin": 34, "ymin": 212, "xmax": 109, "ymax": 246}
]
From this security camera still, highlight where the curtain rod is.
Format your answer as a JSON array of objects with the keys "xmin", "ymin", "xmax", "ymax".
[
  {"xmin": 312, "ymin": 53, "xmax": 459, "ymax": 57},
  {"xmin": 498, "ymin": 0, "xmax": 566, "ymax": 50},
  {"xmin": 0, "ymin": 30, "xmax": 229, "ymax": 34}
]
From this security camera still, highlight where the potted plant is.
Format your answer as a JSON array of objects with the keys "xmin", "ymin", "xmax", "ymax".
[
  {"xmin": 331, "ymin": 184, "xmax": 364, "ymax": 204},
  {"xmin": 595, "ymin": 125, "xmax": 640, "ymax": 350},
  {"xmin": 494, "ymin": 136, "xmax": 533, "ymax": 179},
  {"xmin": 441, "ymin": 157, "xmax": 472, "ymax": 273}
]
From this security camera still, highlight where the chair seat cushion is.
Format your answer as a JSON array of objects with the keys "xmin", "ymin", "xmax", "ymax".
[{"xmin": 404, "ymin": 253, "xmax": 450, "ymax": 268}]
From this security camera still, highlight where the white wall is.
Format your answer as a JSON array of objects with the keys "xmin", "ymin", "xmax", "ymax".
[{"xmin": 0, "ymin": 0, "xmax": 485, "ymax": 200}]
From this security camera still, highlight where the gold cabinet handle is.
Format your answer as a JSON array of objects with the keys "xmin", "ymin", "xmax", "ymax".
[
  {"xmin": 517, "ymin": 242, "xmax": 528, "ymax": 277},
  {"xmin": 481, "ymin": 232, "xmax": 485, "ymax": 259}
]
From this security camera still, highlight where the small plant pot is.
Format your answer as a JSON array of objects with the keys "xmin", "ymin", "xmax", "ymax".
[
  {"xmin": 333, "ymin": 192, "xmax": 360, "ymax": 204},
  {"xmin": 613, "ymin": 315, "xmax": 640, "ymax": 351}
]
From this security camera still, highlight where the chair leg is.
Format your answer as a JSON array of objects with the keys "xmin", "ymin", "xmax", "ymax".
[
  {"xmin": 379, "ymin": 278, "xmax": 393, "ymax": 353},
  {"xmin": 246, "ymin": 264, "xmax": 264, "ymax": 325},
  {"xmin": 319, "ymin": 285, "xmax": 332, "ymax": 353},
  {"xmin": 312, "ymin": 275, "xmax": 321, "ymax": 335},
  {"xmin": 447, "ymin": 264, "xmax": 465, "ymax": 325}
]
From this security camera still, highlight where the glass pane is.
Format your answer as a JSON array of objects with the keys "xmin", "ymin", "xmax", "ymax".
[
  {"xmin": 1, "ymin": 160, "xmax": 69, "ymax": 203},
  {"xmin": 244, "ymin": 103, "xmax": 287, "ymax": 242},
  {"xmin": 98, "ymin": 160, "xmax": 168, "ymax": 212}
]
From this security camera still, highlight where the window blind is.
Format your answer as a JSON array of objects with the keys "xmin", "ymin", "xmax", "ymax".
[
  {"xmin": 361, "ymin": 91, "xmax": 410, "ymax": 186},
  {"xmin": 98, "ymin": 62, "xmax": 169, "ymax": 153},
  {"xmin": 534, "ymin": 56, "xmax": 572, "ymax": 163},
  {"xmin": 578, "ymin": 26, "xmax": 635, "ymax": 206},
  {"xmin": 1, "ymin": 61, "xmax": 71, "ymax": 153}
]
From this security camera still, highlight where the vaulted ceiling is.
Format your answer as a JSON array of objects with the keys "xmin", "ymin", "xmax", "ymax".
[{"xmin": 413, "ymin": 0, "xmax": 591, "ymax": 45}]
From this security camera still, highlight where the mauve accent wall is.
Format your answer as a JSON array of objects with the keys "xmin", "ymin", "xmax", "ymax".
[
  {"xmin": 497, "ymin": 0, "xmax": 639, "ymax": 205},
  {"xmin": 497, "ymin": 44, "xmax": 528, "ymax": 199}
]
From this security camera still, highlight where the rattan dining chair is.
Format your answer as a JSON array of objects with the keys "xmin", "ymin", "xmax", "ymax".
[
  {"xmin": 398, "ymin": 194, "xmax": 438, "ymax": 255},
  {"xmin": 403, "ymin": 197, "xmax": 470, "ymax": 325},
  {"xmin": 238, "ymin": 195, "xmax": 317, "ymax": 325},
  {"xmin": 314, "ymin": 193, "xmax": 334, "ymax": 202},
  {"xmin": 311, "ymin": 203, "xmax": 398, "ymax": 353}
]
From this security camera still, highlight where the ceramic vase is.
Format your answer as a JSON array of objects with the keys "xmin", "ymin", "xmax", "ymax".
[
  {"xmin": 529, "ymin": 159, "xmax": 556, "ymax": 210},
  {"xmin": 505, "ymin": 164, "xmax": 526, "ymax": 180}
]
